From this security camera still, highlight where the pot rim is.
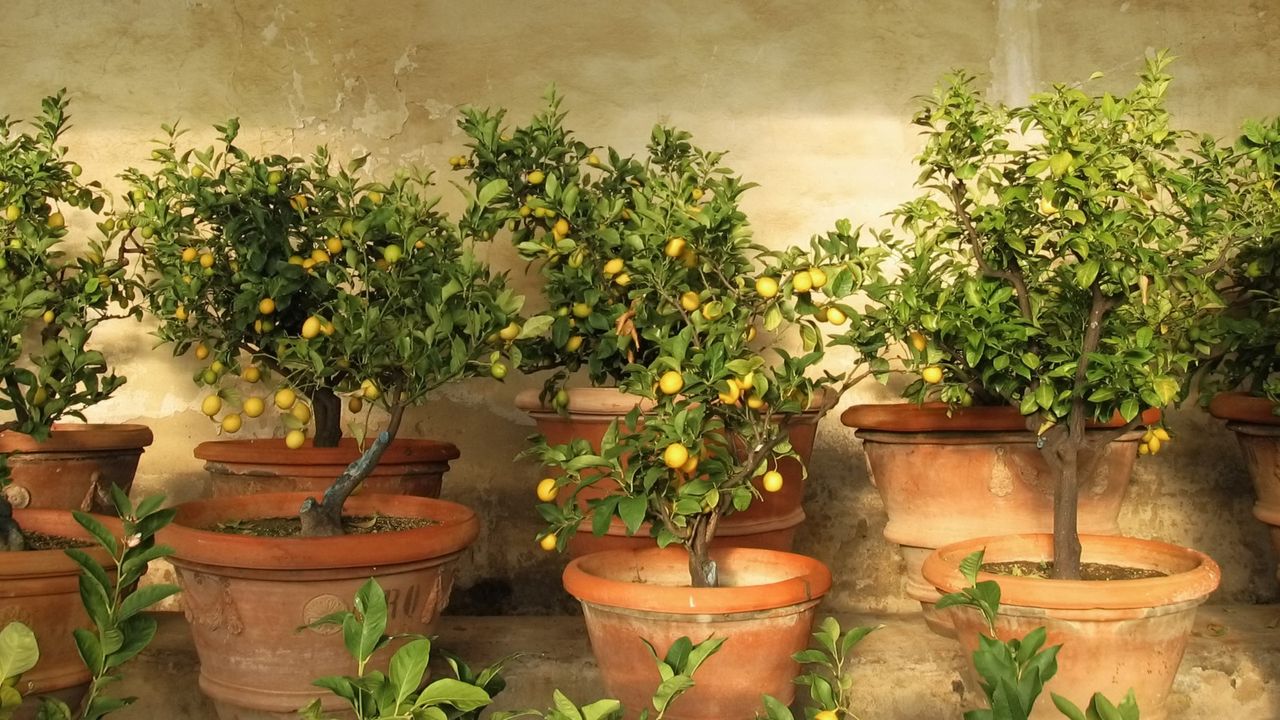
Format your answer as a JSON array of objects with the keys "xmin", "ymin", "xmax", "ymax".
[
  {"xmin": 1208, "ymin": 391, "xmax": 1280, "ymax": 426},
  {"xmin": 921, "ymin": 533, "xmax": 1221, "ymax": 610},
  {"xmin": 841, "ymin": 402, "xmax": 1161, "ymax": 433},
  {"xmin": 563, "ymin": 546, "xmax": 831, "ymax": 615},
  {"xmin": 160, "ymin": 492, "xmax": 479, "ymax": 571},
  {"xmin": 0, "ymin": 423, "xmax": 154, "ymax": 454},
  {"xmin": 0, "ymin": 509, "xmax": 116, "ymax": 578},
  {"xmin": 517, "ymin": 386, "xmax": 833, "ymax": 419},
  {"xmin": 193, "ymin": 437, "xmax": 461, "ymax": 465}
]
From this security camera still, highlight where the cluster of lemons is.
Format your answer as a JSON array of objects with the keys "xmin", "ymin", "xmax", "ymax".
[{"xmin": 1139, "ymin": 427, "xmax": 1172, "ymax": 455}]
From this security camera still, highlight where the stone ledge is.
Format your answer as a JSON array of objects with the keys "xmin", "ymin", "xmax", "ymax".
[{"xmin": 109, "ymin": 605, "xmax": 1280, "ymax": 718}]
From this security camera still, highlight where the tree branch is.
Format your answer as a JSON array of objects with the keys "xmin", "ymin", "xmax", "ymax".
[{"xmin": 948, "ymin": 181, "xmax": 1034, "ymax": 321}]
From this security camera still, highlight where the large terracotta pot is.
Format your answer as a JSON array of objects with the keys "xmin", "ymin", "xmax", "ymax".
[
  {"xmin": 0, "ymin": 424, "xmax": 153, "ymax": 514},
  {"xmin": 160, "ymin": 492, "xmax": 479, "ymax": 720},
  {"xmin": 563, "ymin": 547, "xmax": 830, "ymax": 720},
  {"xmin": 923, "ymin": 534, "xmax": 1220, "ymax": 720},
  {"xmin": 1208, "ymin": 391, "xmax": 1280, "ymax": 581},
  {"xmin": 841, "ymin": 402, "xmax": 1155, "ymax": 628},
  {"xmin": 1, "ymin": 509, "xmax": 115, "ymax": 720},
  {"xmin": 194, "ymin": 437, "xmax": 459, "ymax": 498},
  {"xmin": 517, "ymin": 388, "xmax": 825, "ymax": 556}
]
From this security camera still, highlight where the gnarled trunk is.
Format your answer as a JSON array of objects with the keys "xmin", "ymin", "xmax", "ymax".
[
  {"xmin": 298, "ymin": 403, "xmax": 405, "ymax": 536},
  {"xmin": 310, "ymin": 387, "xmax": 342, "ymax": 448},
  {"xmin": 0, "ymin": 495, "xmax": 25, "ymax": 551}
]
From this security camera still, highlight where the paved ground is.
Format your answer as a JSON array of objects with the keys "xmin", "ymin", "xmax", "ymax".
[{"xmin": 112, "ymin": 606, "xmax": 1280, "ymax": 719}]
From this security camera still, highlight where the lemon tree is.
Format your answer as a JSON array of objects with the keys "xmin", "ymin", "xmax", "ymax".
[
  {"xmin": 876, "ymin": 53, "xmax": 1234, "ymax": 577},
  {"xmin": 0, "ymin": 91, "xmax": 135, "ymax": 443},
  {"xmin": 516, "ymin": 123, "xmax": 888, "ymax": 586},
  {"xmin": 125, "ymin": 121, "xmax": 522, "ymax": 536},
  {"xmin": 1195, "ymin": 115, "xmax": 1280, "ymax": 410}
]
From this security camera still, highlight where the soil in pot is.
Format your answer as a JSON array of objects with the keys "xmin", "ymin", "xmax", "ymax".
[
  {"xmin": 194, "ymin": 437, "xmax": 459, "ymax": 499},
  {"xmin": 563, "ymin": 546, "xmax": 831, "ymax": 720},
  {"xmin": 1, "ymin": 423, "xmax": 153, "ymax": 515},
  {"xmin": 2, "ymin": 509, "xmax": 116, "ymax": 720},
  {"xmin": 160, "ymin": 492, "xmax": 479, "ymax": 720},
  {"xmin": 923, "ymin": 533, "xmax": 1220, "ymax": 720},
  {"xmin": 518, "ymin": 387, "xmax": 825, "ymax": 556}
]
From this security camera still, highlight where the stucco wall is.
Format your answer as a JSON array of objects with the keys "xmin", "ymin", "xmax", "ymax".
[{"xmin": 5, "ymin": 0, "xmax": 1279, "ymax": 613}]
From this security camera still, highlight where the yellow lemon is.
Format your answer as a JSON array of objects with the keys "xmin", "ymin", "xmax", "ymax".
[
  {"xmin": 922, "ymin": 366, "xmax": 944, "ymax": 384},
  {"xmin": 3, "ymin": 204, "xmax": 20, "ymax": 222},
  {"xmin": 274, "ymin": 387, "xmax": 297, "ymax": 410},
  {"xmin": 909, "ymin": 331, "xmax": 928, "ymax": 352},
  {"xmin": 194, "ymin": 342, "xmax": 210, "ymax": 360},
  {"xmin": 536, "ymin": 478, "xmax": 558, "ymax": 503},
  {"xmin": 527, "ymin": 170, "xmax": 546, "ymax": 185},
  {"xmin": 539, "ymin": 532, "xmax": 558, "ymax": 551},
  {"xmin": 201, "ymin": 395, "xmax": 223, "ymax": 417},
  {"xmin": 221, "ymin": 413, "xmax": 243, "ymax": 434},
  {"xmin": 747, "ymin": 394, "xmax": 766, "ymax": 410},
  {"xmin": 258, "ymin": 297, "xmax": 276, "ymax": 315},
  {"xmin": 290, "ymin": 403, "xmax": 312, "ymax": 424},
  {"xmin": 603, "ymin": 257, "xmax": 624, "ymax": 276},
  {"xmin": 665, "ymin": 237, "xmax": 686, "ymax": 258},
  {"xmin": 718, "ymin": 378, "xmax": 742, "ymax": 405},
  {"xmin": 808, "ymin": 267, "xmax": 828, "ymax": 289},
  {"xmin": 348, "ymin": 396, "xmax": 364, "ymax": 413},
  {"xmin": 242, "ymin": 366, "xmax": 261, "ymax": 383},
  {"xmin": 680, "ymin": 291, "xmax": 700, "ymax": 312},
  {"xmin": 326, "ymin": 237, "xmax": 344, "ymax": 255},
  {"xmin": 826, "ymin": 307, "xmax": 847, "ymax": 325},
  {"xmin": 572, "ymin": 302, "xmax": 592, "ymax": 319},
  {"xmin": 383, "ymin": 245, "xmax": 403, "ymax": 264},
  {"xmin": 199, "ymin": 252, "xmax": 215, "ymax": 269},
  {"xmin": 41, "ymin": 309, "xmax": 54, "ymax": 324},
  {"xmin": 1153, "ymin": 427, "xmax": 1171, "ymax": 442},
  {"xmin": 301, "ymin": 316, "xmax": 322, "ymax": 339},
  {"xmin": 499, "ymin": 322, "xmax": 522, "ymax": 341},
  {"xmin": 243, "ymin": 396, "xmax": 265, "ymax": 418},
  {"xmin": 762, "ymin": 470, "xmax": 784, "ymax": 493},
  {"xmin": 614, "ymin": 272, "xmax": 631, "ymax": 287},
  {"xmin": 663, "ymin": 443, "xmax": 690, "ymax": 470},
  {"xmin": 46, "ymin": 212, "xmax": 65, "ymax": 230},
  {"xmin": 755, "ymin": 276, "xmax": 779, "ymax": 299},
  {"xmin": 181, "ymin": 247, "xmax": 198, "ymax": 263},
  {"xmin": 566, "ymin": 335, "xmax": 584, "ymax": 352},
  {"xmin": 285, "ymin": 429, "xmax": 306, "ymax": 450},
  {"xmin": 793, "ymin": 271, "xmax": 813, "ymax": 293},
  {"xmin": 680, "ymin": 456, "xmax": 699, "ymax": 474},
  {"xmin": 361, "ymin": 379, "xmax": 381, "ymax": 400},
  {"xmin": 553, "ymin": 218, "xmax": 570, "ymax": 237},
  {"xmin": 659, "ymin": 370, "xmax": 684, "ymax": 396}
]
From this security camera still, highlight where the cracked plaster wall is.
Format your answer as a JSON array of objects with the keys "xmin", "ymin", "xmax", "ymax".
[{"xmin": 4, "ymin": 0, "xmax": 1280, "ymax": 613}]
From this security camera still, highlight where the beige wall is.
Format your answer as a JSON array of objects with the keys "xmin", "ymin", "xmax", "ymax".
[{"xmin": 6, "ymin": 0, "xmax": 1280, "ymax": 612}]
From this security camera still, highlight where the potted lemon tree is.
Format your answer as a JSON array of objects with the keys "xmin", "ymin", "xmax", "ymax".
[
  {"xmin": 1201, "ymin": 115, "xmax": 1280, "ymax": 582},
  {"xmin": 0, "ymin": 91, "xmax": 152, "ymax": 517},
  {"xmin": 869, "ymin": 54, "xmax": 1226, "ymax": 718},
  {"xmin": 458, "ymin": 92, "xmax": 851, "ymax": 553},
  {"xmin": 525, "ymin": 122, "xmax": 888, "ymax": 719},
  {"xmin": 125, "ymin": 120, "xmax": 521, "ymax": 718}
]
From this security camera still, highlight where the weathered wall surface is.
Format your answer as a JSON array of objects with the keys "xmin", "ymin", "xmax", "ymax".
[{"xmin": 4, "ymin": 0, "xmax": 1279, "ymax": 613}]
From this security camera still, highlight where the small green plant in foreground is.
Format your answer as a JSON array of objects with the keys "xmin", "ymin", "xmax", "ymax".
[
  {"xmin": 937, "ymin": 551, "xmax": 1141, "ymax": 720},
  {"xmin": 0, "ymin": 489, "xmax": 180, "ymax": 719}
]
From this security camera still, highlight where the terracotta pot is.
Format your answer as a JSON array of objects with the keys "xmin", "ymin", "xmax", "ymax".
[
  {"xmin": 160, "ymin": 492, "xmax": 479, "ymax": 720},
  {"xmin": 517, "ymin": 388, "xmax": 827, "ymax": 556},
  {"xmin": 563, "ymin": 547, "xmax": 831, "ymax": 720},
  {"xmin": 1, "ymin": 509, "xmax": 116, "ymax": 720},
  {"xmin": 923, "ymin": 534, "xmax": 1220, "ymax": 720},
  {"xmin": 194, "ymin": 437, "xmax": 459, "ymax": 498},
  {"xmin": 841, "ymin": 402, "xmax": 1155, "ymax": 632},
  {"xmin": 0, "ymin": 424, "xmax": 153, "ymax": 514},
  {"xmin": 1208, "ymin": 392, "xmax": 1280, "ymax": 581}
]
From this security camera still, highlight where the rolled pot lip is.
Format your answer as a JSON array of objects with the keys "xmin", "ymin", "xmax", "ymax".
[
  {"xmin": 1208, "ymin": 391, "xmax": 1280, "ymax": 426},
  {"xmin": 1, "ymin": 509, "xmax": 116, "ymax": 578},
  {"xmin": 921, "ymin": 533, "xmax": 1221, "ymax": 611},
  {"xmin": 562, "ymin": 546, "xmax": 832, "ymax": 615},
  {"xmin": 841, "ymin": 402, "xmax": 1161, "ymax": 433},
  {"xmin": 159, "ymin": 492, "xmax": 479, "ymax": 571},
  {"xmin": 193, "ymin": 437, "xmax": 461, "ymax": 465},
  {"xmin": 516, "ymin": 386, "xmax": 833, "ymax": 419},
  {"xmin": 0, "ymin": 423, "xmax": 155, "ymax": 453}
]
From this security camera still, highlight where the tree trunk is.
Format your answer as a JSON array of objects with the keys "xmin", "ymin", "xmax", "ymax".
[
  {"xmin": 310, "ymin": 387, "xmax": 342, "ymax": 448},
  {"xmin": 686, "ymin": 514, "xmax": 721, "ymax": 588},
  {"xmin": 1051, "ymin": 439, "xmax": 1082, "ymax": 579},
  {"xmin": 298, "ymin": 402, "xmax": 405, "ymax": 536}
]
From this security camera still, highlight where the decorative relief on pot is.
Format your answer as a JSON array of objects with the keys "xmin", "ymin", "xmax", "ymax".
[
  {"xmin": 302, "ymin": 593, "xmax": 347, "ymax": 635},
  {"xmin": 2, "ymin": 484, "xmax": 30, "ymax": 509},
  {"xmin": 989, "ymin": 447, "xmax": 1015, "ymax": 497},
  {"xmin": 179, "ymin": 572, "xmax": 243, "ymax": 635}
]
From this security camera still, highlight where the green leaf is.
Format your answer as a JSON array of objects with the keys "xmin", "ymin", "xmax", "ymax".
[
  {"xmin": 1051, "ymin": 694, "xmax": 1088, "ymax": 720},
  {"xmin": 1049, "ymin": 151, "xmax": 1073, "ymax": 178},
  {"xmin": 0, "ymin": 623, "xmax": 39, "ymax": 680},
  {"xmin": 118, "ymin": 583, "xmax": 181, "ymax": 621},
  {"xmin": 388, "ymin": 637, "xmax": 432, "ymax": 707},
  {"xmin": 617, "ymin": 496, "xmax": 647, "ymax": 536},
  {"xmin": 959, "ymin": 550, "xmax": 985, "ymax": 585},
  {"xmin": 413, "ymin": 677, "xmax": 491, "ymax": 712},
  {"xmin": 477, "ymin": 179, "xmax": 509, "ymax": 207}
]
